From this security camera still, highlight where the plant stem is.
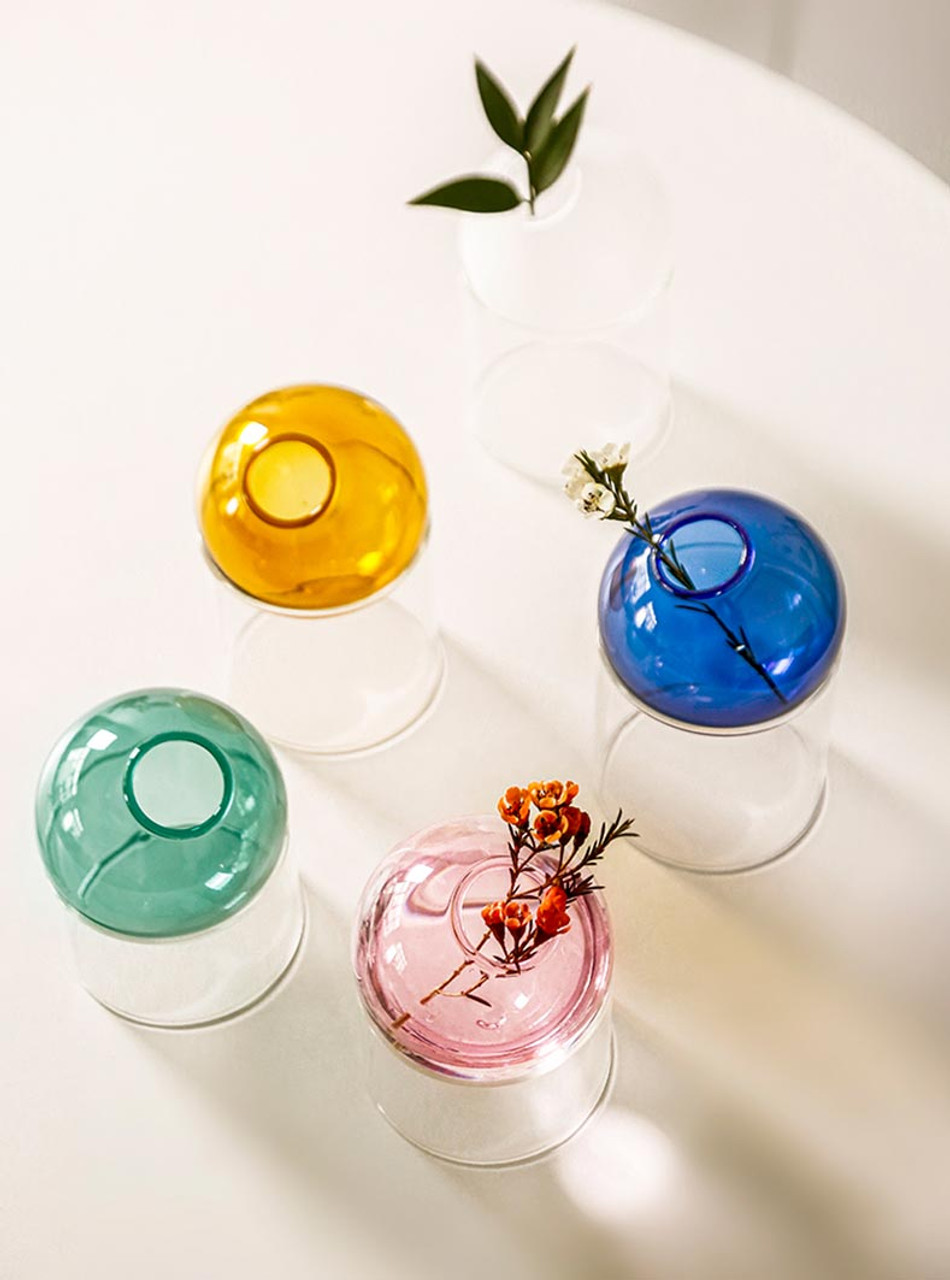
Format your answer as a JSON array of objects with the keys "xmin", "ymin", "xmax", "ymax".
[
  {"xmin": 610, "ymin": 481, "xmax": 695, "ymax": 591},
  {"xmin": 575, "ymin": 452, "xmax": 786, "ymax": 704},
  {"xmin": 392, "ymin": 929, "xmax": 492, "ymax": 1028},
  {"xmin": 524, "ymin": 154, "xmax": 537, "ymax": 215},
  {"xmin": 677, "ymin": 602, "xmax": 788, "ymax": 703}
]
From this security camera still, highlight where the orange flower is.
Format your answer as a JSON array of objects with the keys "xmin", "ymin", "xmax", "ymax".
[
  {"xmin": 482, "ymin": 899, "xmax": 507, "ymax": 944},
  {"xmin": 528, "ymin": 780, "xmax": 579, "ymax": 810},
  {"xmin": 562, "ymin": 806, "xmax": 591, "ymax": 842},
  {"xmin": 504, "ymin": 901, "xmax": 532, "ymax": 935},
  {"xmin": 536, "ymin": 885, "xmax": 571, "ymax": 937},
  {"xmin": 534, "ymin": 809, "xmax": 570, "ymax": 845},
  {"xmin": 497, "ymin": 785, "xmax": 531, "ymax": 827}
]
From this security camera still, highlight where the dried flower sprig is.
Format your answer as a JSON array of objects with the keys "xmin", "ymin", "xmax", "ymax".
[
  {"xmin": 409, "ymin": 48, "xmax": 589, "ymax": 216},
  {"xmin": 391, "ymin": 781, "xmax": 632, "ymax": 1029},
  {"xmin": 564, "ymin": 446, "xmax": 787, "ymax": 704}
]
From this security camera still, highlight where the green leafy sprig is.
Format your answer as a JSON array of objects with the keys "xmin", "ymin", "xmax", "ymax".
[{"xmin": 409, "ymin": 48, "xmax": 589, "ymax": 216}]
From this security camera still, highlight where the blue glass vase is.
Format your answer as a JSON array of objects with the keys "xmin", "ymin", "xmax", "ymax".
[{"xmin": 597, "ymin": 489, "xmax": 845, "ymax": 871}]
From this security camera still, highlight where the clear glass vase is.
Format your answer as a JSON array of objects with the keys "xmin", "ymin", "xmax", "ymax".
[
  {"xmin": 35, "ymin": 688, "xmax": 305, "ymax": 1026},
  {"xmin": 459, "ymin": 130, "xmax": 673, "ymax": 486},
  {"xmin": 353, "ymin": 817, "xmax": 614, "ymax": 1166},
  {"xmin": 198, "ymin": 385, "xmax": 445, "ymax": 754},
  {"xmin": 596, "ymin": 489, "xmax": 846, "ymax": 872}
]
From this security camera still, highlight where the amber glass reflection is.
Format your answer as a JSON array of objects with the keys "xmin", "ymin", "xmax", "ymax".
[{"xmin": 199, "ymin": 386, "xmax": 428, "ymax": 610}]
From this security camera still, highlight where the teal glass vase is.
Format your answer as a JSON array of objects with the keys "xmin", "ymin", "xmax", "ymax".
[{"xmin": 36, "ymin": 688, "xmax": 304, "ymax": 1025}]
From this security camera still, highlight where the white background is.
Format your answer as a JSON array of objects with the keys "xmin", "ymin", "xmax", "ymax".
[{"xmin": 3, "ymin": 1, "xmax": 950, "ymax": 1276}]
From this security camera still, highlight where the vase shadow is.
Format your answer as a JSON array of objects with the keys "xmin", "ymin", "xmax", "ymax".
[
  {"xmin": 125, "ymin": 880, "xmax": 855, "ymax": 1280},
  {"xmin": 698, "ymin": 748, "xmax": 950, "ymax": 1036},
  {"xmin": 441, "ymin": 1010, "xmax": 860, "ymax": 1280},
  {"xmin": 635, "ymin": 380, "xmax": 950, "ymax": 697},
  {"xmin": 125, "ymin": 884, "xmax": 525, "ymax": 1280},
  {"xmin": 282, "ymin": 633, "xmax": 594, "ymax": 862}
]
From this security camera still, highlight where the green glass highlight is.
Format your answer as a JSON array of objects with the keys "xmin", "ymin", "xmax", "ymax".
[{"xmin": 36, "ymin": 689, "xmax": 287, "ymax": 938}]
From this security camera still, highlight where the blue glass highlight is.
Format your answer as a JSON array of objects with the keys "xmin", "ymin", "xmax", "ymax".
[{"xmin": 598, "ymin": 489, "xmax": 845, "ymax": 729}]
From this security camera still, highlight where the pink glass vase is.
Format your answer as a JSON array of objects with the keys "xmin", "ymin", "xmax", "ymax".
[{"xmin": 353, "ymin": 816, "xmax": 614, "ymax": 1165}]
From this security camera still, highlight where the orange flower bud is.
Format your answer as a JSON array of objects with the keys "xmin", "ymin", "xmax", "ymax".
[
  {"xmin": 482, "ymin": 899, "xmax": 508, "ymax": 943},
  {"xmin": 536, "ymin": 885, "xmax": 571, "ymax": 937},
  {"xmin": 561, "ymin": 806, "xmax": 591, "ymax": 841},
  {"xmin": 504, "ymin": 901, "xmax": 532, "ymax": 935},
  {"xmin": 497, "ymin": 785, "xmax": 531, "ymax": 827},
  {"xmin": 528, "ymin": 780, "xmax": 579, "ymax": 810},
  {"xmin": 534, "ymin": 809, "xmax": 570, "ymax": 845}
]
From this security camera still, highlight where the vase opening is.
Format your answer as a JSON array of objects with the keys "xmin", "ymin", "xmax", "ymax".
[
  {"xmin": 654, "ymin": 514, "xmax": 752, "ymax": 598},
  {"xmin": 124, "ymin": 733, "xmax": 233, "ymax": 840},
  {"xmin": 449, "ymin": 855, "xmax": 557, "ymax": 975},
  {"xmin": 529, "ymin": 163, "xmax": 584, "ymax": 226},
  {"xmin": 242, "ymin": 434, "xmax": 336, "ymax": 528}
]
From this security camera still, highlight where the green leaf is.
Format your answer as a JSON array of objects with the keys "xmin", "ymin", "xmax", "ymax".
[
  {"xmin": 530, "ymin": 86, "xmax": 589, "ymax": 194},
  {"xmin": 408, "ymin": 175, "xmax": 523, "ymax": 213},
  {"xmin": 475, "ymin": 59, "xmax": 523, "ymax": 152},
  {"xmin": 524, "ymin": 46, "xmax": 575, "ymax": 155}
]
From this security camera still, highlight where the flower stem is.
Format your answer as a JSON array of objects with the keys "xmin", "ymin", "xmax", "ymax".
[
  {"xmin": 573, "ymin": 451, "xmax": 785, "ymax": 704},
  {"xmin": 419, "ymin": 956, "xmax": 476, "ymax": 1006}
]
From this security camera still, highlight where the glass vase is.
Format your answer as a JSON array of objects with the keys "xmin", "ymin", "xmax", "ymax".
[
  {"xmin": 596, "ymin": 489, "xmax": 846, "ymax": 872},
  {"xmin": 198, "ymin": 385, "xmax": 444, "ymax": 754},
  {"xmin": 353, "ymin": 816, "xmax": 614, "ymax": 1166},
  {"xmin": 459, "ymin": 130, "xmax": 673, "ymax": 486},
  {"xmin": 35, "ymin": 688, "xmax": 304, "ymax": 1026}
]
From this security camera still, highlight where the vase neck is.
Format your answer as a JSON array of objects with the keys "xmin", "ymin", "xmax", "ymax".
[{"xmin": 654, "ymin": 514, "xmax": 752, "ymax": 599}]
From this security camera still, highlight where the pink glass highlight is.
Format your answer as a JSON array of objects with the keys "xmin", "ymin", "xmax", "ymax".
[{"xmin": 354, "ymin": 816, "xmax": 613, "ymax": 1080}]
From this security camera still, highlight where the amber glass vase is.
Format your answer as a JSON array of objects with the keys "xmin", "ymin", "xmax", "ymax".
[{"xmin": 199, "ymin": 386, "xmax": 444, "ymax": 754}]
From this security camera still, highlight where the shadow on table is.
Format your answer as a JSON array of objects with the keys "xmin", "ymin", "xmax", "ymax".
[
  {"xmin": 285, "ymin": 633, "xmax": 597, "ymax": 843},
  {"xmin": 128, "ymin": 391, "xmax": 949, "ymax": 1279},
  {"xmin": 699, "ymin": 748, "xmax": 950, "ymax": 1034},
  {"xmin": 637, "ymin": 380, "xmax": 950, "ymax": 696},
  {"xmin": 125, "ymin": 886, "xmax": 504, "ymax": 1280},
  {"xmin": 125, "ymin": 881, "xmax": 853, "ymax": 1280}
]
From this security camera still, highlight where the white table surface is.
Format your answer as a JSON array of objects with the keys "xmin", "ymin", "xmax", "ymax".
[{"xmin": 4, "ymin": 2, "xmax": 950, "ymax": 1277}]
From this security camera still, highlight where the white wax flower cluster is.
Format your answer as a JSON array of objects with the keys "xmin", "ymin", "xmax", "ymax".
[{"xmin": 562, "ymin": 443, "xmax": 630, "ymax": 519}]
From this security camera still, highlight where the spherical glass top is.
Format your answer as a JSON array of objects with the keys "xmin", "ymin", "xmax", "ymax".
[
  {"xmin": 354, "ymin": 817, "xmax": 612, "ymax": 1080},
  {"xmin": 599, "ymin": 489, "xmax": 846, "ymax": 730},
  {"xmin": 199, "ymin": 385, "xmax": 428, "ymax": 610},
  {"xmin": 35, "ymin": 689, "xmax": 287, "ymax": 937}
]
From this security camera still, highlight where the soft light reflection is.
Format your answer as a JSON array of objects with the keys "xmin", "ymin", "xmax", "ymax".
[
  {"xmin": 238, "ymin": 420, "xmax": 267, "ymax": 446},
  {"xmin": 357, "ymin": 550, "xmax": 383, "ymax": 574},
  {"xmin": 205, "ymin": 871, "xmax": 232, "ymax": 891},
  {"xmin": 383, "ymin": 866, "xmax": 431, "ymax": 935},
  {"xmin": 61, "ymin": 808, "xmax": 83, "ymax": 836},
  {"xmin": 86, "ymin": 728, "xmax": 117, "ymax": 751},
  {"xmin": 59, "ymin": 747, "xmax": 90, "ymax": 798},
  {"xmin": 630, "ymin": 556, "xmax": 651, "ymax": 603},
  {"xmin": 555, "ymin": 1108, "xmax": 679, "ymax": 1221},
  {"xmin": 633, "ymin": 602, "xmax": 658, "ymax": 632},
  {"xmin": 225, "ymin": 497, "xmax": 240, "ymax": 516}
]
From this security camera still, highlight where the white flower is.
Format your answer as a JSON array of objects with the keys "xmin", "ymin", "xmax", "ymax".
[
  {"xmin": 562, "ymin": 454, "xmax": 590, "ymax": 501},
  {"xmin": 577, "ymin": 482, "xmax": 616, "ymax": 519},
  {"xmin": 589, "ymin": 441, "xmax": 630, "ymax": 474}
]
